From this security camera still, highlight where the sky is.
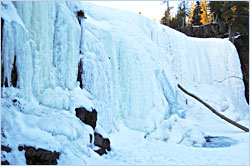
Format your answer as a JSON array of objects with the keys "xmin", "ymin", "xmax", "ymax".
[{"xmin": 90, "ymin": 1, "xmax": 179, "ymax": 23}]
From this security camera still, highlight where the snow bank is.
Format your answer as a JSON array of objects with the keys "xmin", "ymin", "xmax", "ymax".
[{"xmin": 1, "ymin": 1, "xmax": 248, "ymax": 164}]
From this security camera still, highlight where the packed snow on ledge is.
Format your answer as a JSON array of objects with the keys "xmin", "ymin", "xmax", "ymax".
[{"xmin": 1, "ymin": 1, "xmax": 249, "ymax": 165}]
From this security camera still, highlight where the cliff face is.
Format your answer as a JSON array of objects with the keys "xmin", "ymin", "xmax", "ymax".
[
  {"xmin": 1, "ymin": 1, "xmax": 249, "ymax": 164},
  {"xmin": 178, "ymin": 22, "xmax": 228, "ymax": 38},
  {"xmin": 234, "ymin": 35, "xmax": 249, "ymax": 103}
]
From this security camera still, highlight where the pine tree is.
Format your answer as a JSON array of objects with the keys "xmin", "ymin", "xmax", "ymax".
[
  {"xmin": 209, "ymin": 1, "xmax": 224, "ymax": 22},
  {"xmin": 209, "ymin": 1, "xmax": 249, "ymax": 38},
  {"xmin": 221, "ymin": 1, "xmax": 249, "ymax": 35},
  {"xmin": 188, "ymin": 1, "xmax": 196, "ymax": 25},
  {"xmin": 191, "ymin": 1, "xmax": 202, "ymax": 25}
]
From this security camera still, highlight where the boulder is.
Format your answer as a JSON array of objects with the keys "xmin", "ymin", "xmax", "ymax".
[
  {"xmin": 21, "ymin": 146, "xmax": 60, "ymax": 165},
  {"xmin": 94, "ymin": 148, "xmax": 107, "ymax": 156},
  {"xmin": 94, "ymin": 132, "xmax": 111, "ymax": 152},
  {"xmin": 1, "ymin": 160, "xmax": 9, "ymax": 165},
  {"xmin": 75, "ymin": 107, "xmax": 97, "ymax": 129},
  {"xmin": 1, "ymin": 145, "xmax": 11, "ymax": 153}
]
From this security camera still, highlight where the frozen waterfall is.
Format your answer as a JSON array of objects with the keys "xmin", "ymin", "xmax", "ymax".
[{"xmin": 1, "ymin": 1, "xmax": 249, "ymax": 165}]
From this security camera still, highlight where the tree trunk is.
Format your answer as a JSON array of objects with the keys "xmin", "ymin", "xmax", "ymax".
[
  {"xmin": 178, "ymin": 84, "xmax": 249, "ymax": 132},
  {"xmin": 229, "ymin": 24, "xmax": 233, "ymax": 42},
  {"xmin": 167, "ymin": 1, "xmax": 170, "ymax": 26}
]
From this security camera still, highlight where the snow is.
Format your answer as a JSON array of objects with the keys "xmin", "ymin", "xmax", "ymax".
[{"xmin": 1, "ymin": 1, "xmax": 249, "ymax": 165}]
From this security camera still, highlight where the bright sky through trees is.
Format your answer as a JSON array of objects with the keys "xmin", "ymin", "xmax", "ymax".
[{"xmin": 90, "ymin": 1, "xmax": 178, "ymax": 23}]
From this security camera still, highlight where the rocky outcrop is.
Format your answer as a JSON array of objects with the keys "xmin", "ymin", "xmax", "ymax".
[
  {"xmin": 1, "ymin": 160, "xmax": 10, "ymax": 165},
  {"xmin": 234, "ymin": 35, "xmax": 249, "ymax": 103},
  {"xmin": 94, "ymin": 132, "xmax": 111, "ymax": 155},
  {"xmin": 1, "ymin": 145, "xmax": 12, "ymax": 153},
  {"xmin": 177, "ymin": 22, "xmax": 228, "ymax": 38},
  {"xmin": 75, "ymin": 107, "xmax": 111, "ymax": 156},
  {"xmin": 75, "ymin": 107, "xmax": 97, "ymax": 129},
  {"xmin": 19, "ymin": 145, "xmax": 60, "ymax": 165},
  {"xmin": 1, "ymin": 145, "xmax": 11, "ymax": 165}
]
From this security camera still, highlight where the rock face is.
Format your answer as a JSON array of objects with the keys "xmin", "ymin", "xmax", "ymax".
[
  {"xmin": 1, "ymin": 145, "xmax": 11, "ymax": 164},
  {"xmin": 1, "ymin": 145, "xmax": 12, "ymax": 153},
  {"xmin": 20, "ymin": 146, "xmax": 60, "ymax": 165},
  {"xmin": 75, "ymin": 107, "xmax": 97, "ymax": 129},
  {"xmin": 178, "ymin": 22, "xmax": 228, "ymax": 38},
  {"xmin": 1, "ymin": 160, "xmax": 10, "ymax": 165},
  {"xmin": 75, "ymin": 107, "xmax": 111, "ymax": 156},
  {"xmin": 234, "ymin": 35, "xmax": 249, "ymax": 103},
  {"xmin": 94, "ymin": 132, "xmax": 111, "ymax": 155}
]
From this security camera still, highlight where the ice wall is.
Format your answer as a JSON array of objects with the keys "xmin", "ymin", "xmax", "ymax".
[
  {"xmin": 1, "ymin": 1, "xmax": 248, "ymax": 135},
  {"xmin": 79, "ymin": 2, "xmax": 248, "ymax": 131}
]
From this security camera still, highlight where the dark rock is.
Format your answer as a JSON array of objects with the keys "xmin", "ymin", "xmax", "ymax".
[
  {"xmin": 23, "ymin": 146, "xmax": 60, "ymax": 165},
  {"xmin": 77, "ymin": 59, "xmax": 83, "ymax": 89},
  {"xmin": 1, "ymin": 18, "xmax": 4, "ymax": 50},
  {"xmin": 1, "ymin": 145, "xmax": 11, "ymax": 153},
  {"xmin": 12, "ymin": 99, "xmax": 17, "ymax": 103},
  {"xmin": 18, "ymin": 145, "xmax": 24, "ymax": 151},
  {"xmin": 218, "ymin": 22, "xmax": 228, "ymax": 34},
  {"xmin": 11, "ymin": 56, "xmax": 18, "ymax": 87},
  {"xmin": 1, "ymin": 160, "xmax": 9, "ymax": 165},
  {"xmin": 103, "ymin": 139, "xmax": 111, "ymax": 151},
  {"xmin": 1, "ymin": 130, "xmax": 6, "ymax": 138},
  {"xmin": 1, "ymin": 63, "xmax": 4, "ymax": 87},
  {"xmin": 1, "ymin": 18, "xmax": 4, "ymax": 87},
  {"xmin": 94, "ymin": 132, "xmax": 111, "ymax": 152},
  {"xmin": 77, "ymin": 10, "xmax": 87, "ymax": 24},
  {"xmin": 25, "ymin": 147, "xmax": 36, "ymax": 159},
  {"xmin": 94, "ymin": 148, "xmax": 107, "ymax": 156},
  {"xmin": 75, "ymin": 107, "xmax": 111, "ymax": 155},
  {"xmin": 4, "ymin": 77, "xmax": 8, "ymax": 87},
  {"xmin": 178, "ymin": 22, "xmax": 228, "ymax": 39},
  {"xmin": 185, "ymin": 25, "xmax": 193, "ymax": 36},
  {"xmin": 75, "ymin": 107, "xmax": 97, "ymax": 129},
  {"xmin": 234, "ymin": 35, "xmax": 249, "ymax": 103},
  {"xmin": 89, "ymin": 134, "xmax": 93, "ymax": 143}
]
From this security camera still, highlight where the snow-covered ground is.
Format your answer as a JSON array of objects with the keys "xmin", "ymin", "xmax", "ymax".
[{"xmin": 1, "ymin": 1, "xmax": 249, "ymax": 165}]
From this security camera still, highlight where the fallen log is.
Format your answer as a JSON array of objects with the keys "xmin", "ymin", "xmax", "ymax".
[{"xmin": 177, "ymin": 84, "xmax": 249, "ymax": 132}]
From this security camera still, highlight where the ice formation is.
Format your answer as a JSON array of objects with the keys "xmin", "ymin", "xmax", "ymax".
[{"xmin": 1, "ymin": 1, "xmax": 249, "ymax": 164}]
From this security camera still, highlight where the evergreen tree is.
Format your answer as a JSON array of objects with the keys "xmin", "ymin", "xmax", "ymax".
[
  {"xmin": 191, "ymin": 1, "xmax": 202, "ymax": 25},
  {"xmin": 209, "ymin": 1, "xmax": 224, "ymax": 22},
  {"xmin": 209, "ymin": 1, "xmax": 249, "ymax": 36},
  {"xmin": 221, "ymin": 1, "xmax": 249, "ymax": 35}
]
